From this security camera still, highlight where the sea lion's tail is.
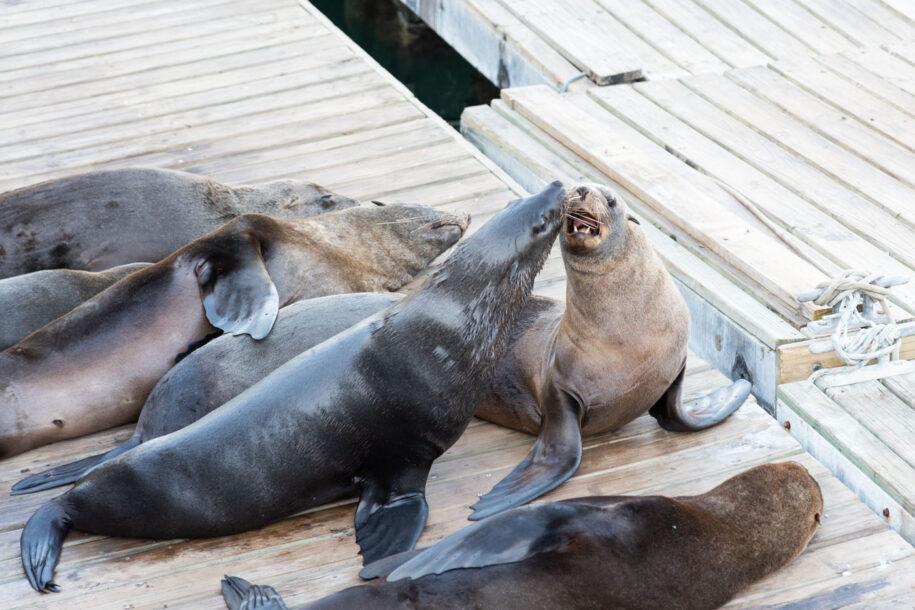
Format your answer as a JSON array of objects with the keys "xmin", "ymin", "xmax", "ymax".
[
  {"xmin": 221, "ymin": 575, "xmax": 288, "ymax": 610},
  {"xmin": 11, "ymin": 436, "xmax": 140, "ymax": 495},
  {"xmin": 21, "ymin": 500, "xmax": 71, "ymax": 592}
]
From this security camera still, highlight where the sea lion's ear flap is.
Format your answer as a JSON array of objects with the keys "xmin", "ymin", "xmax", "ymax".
[
  {"xmin": 196, "ymin": 238, "xmax": 279, "ymax": 340},
  {"xmin": 628, "ymin": 215, "xmax": 640, "ymax": 225}
]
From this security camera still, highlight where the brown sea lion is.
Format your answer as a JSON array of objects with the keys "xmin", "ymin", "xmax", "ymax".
[
  {"xmin": 470, "ymin": 184, "xmax": 751, "ymax": 519},
  {"xmin": 221, "ymin": 462, "xmax": 823, "ymax": 610},
  {"xmin": 11, "ymin": 292, "xmax": 402, "ymax": 494},
  {"xmin": 19, "ymin": 181, "xmax": 567, "ymax": 592},
  {"xmin": 0, "ymin": 204, "xmax": 468, "ymax": 458},
  {"xmin": 0, "ymin": 167, "xmax": 358, "ymax": 278},
  {"xmin": 0, "ymin": 263, "xmax": 151, "ymax": 350}
]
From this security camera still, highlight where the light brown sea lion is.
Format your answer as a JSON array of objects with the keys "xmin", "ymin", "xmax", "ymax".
[
  {"xmin": 470, "ymin": 184, "xmax": 751, "ymax": 519},
  {"xmin": 0, "ymin": 167, "xmax": 358, "ymax": 278},
  {"xmin": 221, "ymin": 462, "xmax": 823, "ymax": 610},
  {"xmin": 0, "ymin": 263, "xmax": 151, "ymax": 350},
  {"xmin": 0, "ymin": 204, "xmax": 468, "ymax": 458},
  {"xmin": 19, "ymin": 182, "xmax": 566, "ymax": 592}
]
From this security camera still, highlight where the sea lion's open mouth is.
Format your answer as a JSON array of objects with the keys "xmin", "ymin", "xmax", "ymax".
[{"xmin": 565, "ymin": 209, "xmax": 601, "ymax": 237}]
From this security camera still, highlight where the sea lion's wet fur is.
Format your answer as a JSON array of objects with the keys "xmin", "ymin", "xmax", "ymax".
[
  {"xmin": 0, "ymin": 205, "xmax": 468, "ymax": 458},
  {"xmin": 224, "ymin": 463, "xmax": 823, "ymax": 610},
  {"xmin": 0, "ymin": 168, "xmax": 358, "ymax": 278},
  {"xmin": 0, "ymin": 263, "xmax": 150, "ymax": 350},
  {"xmin": 19, "ymin": 182, "xmax": 565, "ymax": 593}
]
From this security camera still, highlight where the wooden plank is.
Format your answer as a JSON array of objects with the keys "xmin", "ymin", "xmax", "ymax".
[
  {"xmin": 496, "ymin": 0, "xmax": 680, "ymax": 82},
  {"xmin": 823, "ymin": 381, "xmax": 915, "ymax": 471},
  {"xmin": 812, "ymin": 51, "xmax": 915, "ymax": 119},
  {"xmin": 593, "ymin": 0, "xmax": 729, "ymax": 75},
  {"xmin": 590, "ymin": 83, "xmax": 915, "ymax": 315},
  {"xmin": 400, "ymin": 0, "xmax": 582, "ymax": 89},
  {"xmin": 793, "ymin": 0, "xmax": 902, "ymax": 45},
  {"xmin": 689, "ymin": 0, "xmax": 815, "ymax": 59},
  {"xmin": 778, "ymin": 335, "xmax": 915, "ymax": 384},
  {"xmin": 639, "ymin": 0, "xmax": 773, "ymax": 68},
  {"xmin": 633, "ymin": 77, "xmax": 915, "ymax": 277},
  {"xmin": 777, "ymin": 381, "xmax": 915, "ymax": 514},
  {"xmin": 877, "ymin": 0, "xmax": 915, "ymax": 21},
  {"xmin": 682, "ymin": 73, "xmax": 915, "ymax": 234},
  {"xmin": 501, "ymin": 85, "xmax": 825, "ymax": 322},
  {"xmin": 844, "ymin": 46, "xmax": 915, "ymax": 99},
  {"xmin": 733, "ymin": 63, "xmax": 915, "ymax": 186},
  {"xmin": 0, "ymin": 0, "xmax": 295, "ymax": 74},
  {"xmin": 768, "ymin": 56, "xmax": 915, "ymax": 155},
  {"xmin": 738, "ymin": 0, "xmax": 858, "ymax": 55}
]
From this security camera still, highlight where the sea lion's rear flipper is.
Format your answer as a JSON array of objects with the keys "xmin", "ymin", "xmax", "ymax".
[
  {"xmin": 21, "ymin": 500, "xmax": 71, "ymax": 592},
  {"xmin": 649, "ymin": 366, "xmax": 752, "ymax": 432},
  {"xmin": 220, "ymin": 575, "xmax": 288, "ymax": 610},
  {"xmin": 470, "ymin": 386, "xmax": 582, "ymax": 521},
  {"xmin": 387, "ymin": 502, "xmax": 589, "ymax": 581},
  {"xmin": 196, "ymin": 238, "xmax": 279, "ymax": 340},
  {"xmin": 355, "ymin": 469, "xmax": 430, "ymax": 565},
  {"xmin": 358, "ymin": 548, "xmax": 424, "ymax": 580},
  {"xmin": 12, "ymin": 436, "xmax": 140, "ymax": 496}
]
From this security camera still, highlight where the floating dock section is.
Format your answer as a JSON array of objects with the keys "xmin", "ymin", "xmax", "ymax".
[{"xmin": 0, "ymin": 0, "xmax": 913, "ymax": 607}]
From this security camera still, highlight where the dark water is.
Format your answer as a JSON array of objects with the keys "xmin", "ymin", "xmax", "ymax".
[{"xmin": 312, "ymin": 0, "xmax": 499, "ymax": 128}]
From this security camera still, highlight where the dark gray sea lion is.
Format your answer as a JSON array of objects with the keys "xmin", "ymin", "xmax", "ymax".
[
  {"xmin": 0, "ymin": 204, "xmax": 468, "ymax": 458},
  {"xmin": 12, "ymin": 292, "xmax": 402, "ymax": 494},
  {"xmin": 0, "ymin": 263, "xmax": 150, "ymax": 350},
  {"xmin": 221, "ymin": 462, "xmax": 823, "ymax": 610},
  {"xmin": 470, "ymin": 184, "xmax": 751, "ymax": 520},
  {"xmin": 19, "ymin": 180, "xmax": 566, "ymax": 593},
  {"xmin": 0, "ymin": 167, "xmax": 358, "ymax": 278}
]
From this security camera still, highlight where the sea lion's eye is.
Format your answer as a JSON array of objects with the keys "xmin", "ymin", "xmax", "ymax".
[{"xmin": 607, "ymin": 197, "xmax": 616, "ymax": 208}]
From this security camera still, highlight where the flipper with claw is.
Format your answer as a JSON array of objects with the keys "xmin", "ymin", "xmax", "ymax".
[
  {"xmin": 12, "ymin": 437, "xmax": 140, "ymax": 495},
  {"xmin": 650, "ymin": 366, "xmax": 751, "ymax": 432},
  {"xmin": 354, "ymin": 465, "xmax": 430, "ymax": 565},
  {"xmin": 20, "ymin": 500, "xmax": 71, "ymax": 593},
  {"xmin": 221, "ymin": 575, "xmax": 288, "ymax": 610},
  {"xmin": 470, "ymin": 384, "xmax": 582, "ymax": 521}
]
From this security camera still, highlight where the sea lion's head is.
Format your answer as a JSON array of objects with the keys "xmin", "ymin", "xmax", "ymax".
[
  {"xmin": 242, "ymin": 180, "xmax": 360, "ymax": 217},
  {"xmin": 363, "ymin": 202, "xmax": 470, "ymax": 267},
  {"xmin": 560, "ymin": 183, "xmax": 638, "ymax": 261},
  {"xmin": 698, "ymin": 462, "xmax": 823, "ymax": 567}
]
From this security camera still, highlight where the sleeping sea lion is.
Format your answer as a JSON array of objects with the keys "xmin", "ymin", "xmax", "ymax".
[
  {"xmin": 0, "ymin": 204, "xmax": 468, "ymax": 458},
  {"xmin": 221, "ymin": 462, "xmax": 823, "ymax": 610},
  {"xmin": 470, "ymin": 184, "xmax": 751, "ymax": 520},
  {"xmin": 0, "ymin": 167, "xmax": 357, "ymax": 278},
  {"xmin": 19, "ymin": 181, "xmax": 566, "ymax": 592},
  {"xmin": 0, "ymin": 263, "xmax": 150, "ymax": 350},
  {"xmin": 11, "ymin": 292, "xmax": 402, "ymax": 494}
]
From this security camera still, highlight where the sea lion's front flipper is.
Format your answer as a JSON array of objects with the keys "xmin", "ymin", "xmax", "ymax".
[
  {"xmin": 470, "ymin": 385, "xmax": 582, "ymax": 521},
  {"xmin": 387, "ymin": 502, "xmax": 589, "ymax": 581},
  {"xmin": 196, "ymin": 238, "xmax": 279, "ymax": 340},
  {"xmin": 649, "ymin": 366, "xmax": 752, "ymax": 432},
  {"xmin": 220, "ymin": 575, "xmax": 288, "ymax": 610},
  {"xmin": 355, "ymin": 469, "xmax": 430, "ymax": 565}
]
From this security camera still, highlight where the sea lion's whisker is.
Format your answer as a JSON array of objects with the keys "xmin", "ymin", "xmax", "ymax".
[{"xmin": 563, "ymin": 212, "xmax": 603, "ymax": 228}]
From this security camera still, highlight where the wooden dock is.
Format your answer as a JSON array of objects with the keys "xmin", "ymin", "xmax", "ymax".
[
  {"xmin": 1, "ymin": 0, "xmax": 914, "ymax": 608},
  {"xmin": 400, "ymin": 0, "xmax": 915, "ymax": 88},
  {"xmin": 462, "ymin": 42, "xmax": 915, "ymax": 409}
]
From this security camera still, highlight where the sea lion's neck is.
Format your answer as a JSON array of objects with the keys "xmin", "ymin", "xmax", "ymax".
[{"xmin": 560, "ymin": 229, "xmax": 669, "ymax": 344}]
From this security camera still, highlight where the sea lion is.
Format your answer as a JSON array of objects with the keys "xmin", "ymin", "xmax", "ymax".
[
  {"xmin": 221, "ymin": 462, "xmax": 823, "ymax": 610},
  {"xmin": 19, "ymin": 180, "xmax": 566, "ymax": 592},
  {"xmin": 0, "ymin": 204, "xmax": 468, "ymax": 458},
  {"xmin": 470, "ymin": 184, "xmax": 751, "ymax": 520},
  {"xmin": 0, "ymin": 263, "xmax": 150, "ymax": 350},
  {"xmin": 12, "ymin": 292, "xmax": 402, "ymax": 494},
  {"xmin": 0, "ymin": 167, "xmax": 358, "ymax": 278}
]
